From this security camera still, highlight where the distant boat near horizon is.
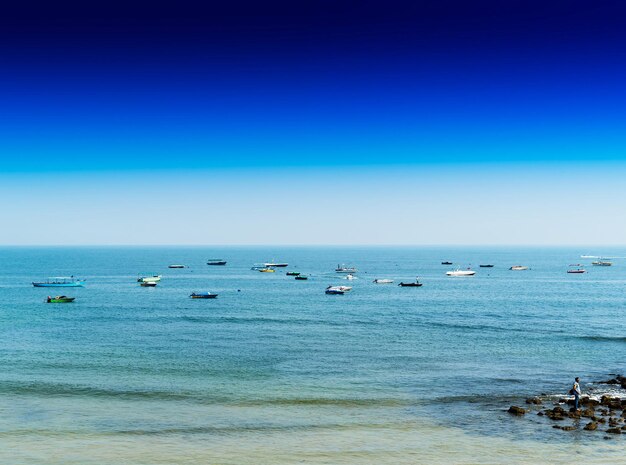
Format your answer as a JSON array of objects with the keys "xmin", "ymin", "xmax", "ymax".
[
  {"xmin": 592, "ymin": 260, "xmax": 612, "ymax": 266},
  {"xmin": 567, "ymin": 268, "xmax": 586, "ymax": 274},
  {"xmin": 510, "ymin": 266, "xmax": 529, "ymax": 271},
  {"xmin": 265, "ymin": 261, "xmax": 288, "ymax": 267},
  {"xmin": 441, "ymin": 261, "xmax": 453, "ymax": 265},
  {"xmin": 33, "ymin": 277, "xmax": 85, "ymax": 287},
  {"xmin": 190, "ymin": 292, "xmax": 218, "ymax": 299},
  {"xmin": 137, "ymin": 275, "xmax": 161, "ymax": 283},
  {"xmin": 479, "ymin": 264, "xmax": 494, "ymax": 268},
  {"xmin": 373, "ymin": 278, "xmax": 394, "ymax": 284},
  {"xmin": 168, "ymin": 264, "xmax": 186, "ymax": 269},
  {"xmin": 335, "ymin": 264, "xmax": 357, "ymax": 273},
  {"xmin": 46, "ymin": 295, "xmax": 75, "ymax": 303},
  {"xmin": 207, "ymin": 259, "xmax": 227, "ymax": 265}
]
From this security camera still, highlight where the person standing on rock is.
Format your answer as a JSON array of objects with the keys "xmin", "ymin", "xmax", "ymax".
[{"xmin": 572, "ymin": 377, "xmax": 582, "ymax": 410}]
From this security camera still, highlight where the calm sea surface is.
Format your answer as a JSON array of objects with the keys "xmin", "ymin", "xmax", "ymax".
[{"xmin": 0, "ymin": 246, "xmax": 624, "ymax": 464}]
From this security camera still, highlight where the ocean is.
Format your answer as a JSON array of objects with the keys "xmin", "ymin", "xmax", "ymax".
[{"xmin": 0, "ymin": 246, "xmax": 624, "ymax": 464}]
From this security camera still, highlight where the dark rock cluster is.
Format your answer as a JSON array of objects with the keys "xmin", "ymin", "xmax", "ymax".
[{"xmin": 507, "ymin": 375, "xmax": 626, "ymax": 437}]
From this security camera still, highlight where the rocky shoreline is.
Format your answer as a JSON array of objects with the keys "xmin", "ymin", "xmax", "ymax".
[{"xmin": 507, "ymin": 375, "xmax": 626, "ymax": 438}]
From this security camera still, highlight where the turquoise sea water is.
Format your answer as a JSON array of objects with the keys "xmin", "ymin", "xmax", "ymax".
[{"xmin": 0, "ymin": 246, "xmax": 624, "ymax": 464}]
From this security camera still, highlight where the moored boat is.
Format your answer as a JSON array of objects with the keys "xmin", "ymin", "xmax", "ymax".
[
  {"xmin": 168, "ymin": 264, "xmax": 186, "ymax": 269},
  {"xmin": 441, "ymin": 261, "xmax": 453, "ymax": 265},
  {"xmin": 295, "ymin": 275, "xmax": 308, "ymax": 280},
  {"xmin": 479, "ymin": 264, "xmax": 494, "ymax": 268},
  {"xmin": 33, "ymin": 277, "xmax": 85, "ymax": 287},
  {"xmin": 591, "ymin": 260, "xmax": 612, "ymax": 266},
  {"xmin": 398, "ymin": 279, "xmax": 423, "ymax": 287},
  {"xmin": 567, "ymin": 268, "xmax": 586, "ymax": 274},
  {"xmin": 46, "ymin": 295, "xmax": 75, "ymax": 303},
  {"xmin": 326, "ymin": 285, "xmax": 352, "ymax": 294},
  {"xmin": 265, "ymin": 261, "xmax": 288, "ymax": 267},
  {"xmin": 207, "ymin": 259, "xmax": 227, "ymax": 266},
  {"xmin": 140, "ymin": 282, "xmax": 157, "ymax": 287},
  {"xmin": 509, "ymin": 266, "xmax": 528, "ymax": 271},
  {"xmin": 373, "ymin": 278, "xmax": 394, "ymax": 284},
  {"xmin": 344, "ymin": 274, "xmax": 356, "ymax": 280},
  {"xmin": 335, "ymin": 264, "xmax": 357, "ymax": 273},
  {"xmin": 138, "ymin": 275, "xmax": 161, "ymax": 283},
  {"xmin": 190, "ymin": 292, "xmax": 218, "ymax": 299},
  {"xmin": 286, "ymin": 271, "xmax": 301, "ymax": 276},
  {"xmin": 259, "ymin": 268, "xmax": 275, "ymax": 273}
]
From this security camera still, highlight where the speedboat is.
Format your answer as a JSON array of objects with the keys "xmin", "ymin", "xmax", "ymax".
[
  {"xmin": 168, "ymin": 264, "xmax": 186, "ymax": 269},
  {"xmin": 326, "ymin": 285, "xmax": 352, "ymax": 294},
  {"xmin": 592, "ymin": 260, "xmax": 612, "ymax": 266},
  {"xmin": 446, "ymin": 269, "xmax": 476, "ymax": 277},
  {"xmin": 567, "ymin": 268, "xmax": 586, "ymax": 274},
  {"xmin": 138, "ymin": 275, "xmax": 161, "ymax": 283},
  {"xmin": 46, "ymin": 295, "xmax": 75, "ymax": 303},
  {"xmin": 373, "ymin": 279, "xmax": 394, "ymax": 284},
  {"xmin": 398, "ymin": 279, "xmax": 423, "ymax": 287},
  {"xmin": 509, "ymin": 266, "xmax": 528, "ymax": 271},
  {"xmin": 207, "ymin": 259, "xmax": 227, "ymax": 265},
  {"xmin": 33, "ymin": 277, "xmax": 85, "ymax": 287},
  {"xmin": 335, "ymin": 264, "xmax": 357, "ymax": 273},
  {"xmin": 190, "ymin": 292, "xmax": 218, "ymax": 299},
  {"xmin": 344, "ymin": 274, "xmax": 357, "ymax": 280}
]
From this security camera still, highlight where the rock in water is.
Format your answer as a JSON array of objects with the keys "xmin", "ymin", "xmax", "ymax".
[
  {"xmin": 508, "ymin": 406, "xmax": 526, "ymax": 416},
  {"xmin": 584, "ymin": 422, "xmax": 598, "ymax": 431},
  {"xmin": 606, "ymin": 428, "xmax": 622, "ymax": 434}
]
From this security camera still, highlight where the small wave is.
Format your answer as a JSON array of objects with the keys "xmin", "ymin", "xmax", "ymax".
[{"xmin": 576, "ymin": 335, "xmax": 626, "ymax": 343}]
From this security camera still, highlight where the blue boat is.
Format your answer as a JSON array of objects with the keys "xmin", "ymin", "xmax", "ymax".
[
  {"xmin": 33, "ymin": 277, "xmax": 85, "ymax": 287},
  {"xmin": 190, "ymin": 292, "xmax": 218, "ymax": 299}
]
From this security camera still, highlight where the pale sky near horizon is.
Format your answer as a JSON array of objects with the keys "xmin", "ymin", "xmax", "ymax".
[{"xmin": 2, "ymin": 163, "xmax": 625, "ymax": 246}]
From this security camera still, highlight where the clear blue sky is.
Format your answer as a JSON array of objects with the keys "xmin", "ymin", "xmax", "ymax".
[{"xmin": 1, "ymin": 1, "xmax": 625, "ymax": 245}]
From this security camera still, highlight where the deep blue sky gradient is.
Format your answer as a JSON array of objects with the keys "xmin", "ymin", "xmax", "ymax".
[{"xmin": 2, "ymin": 0, "xmax": 626, "ymax": 172}]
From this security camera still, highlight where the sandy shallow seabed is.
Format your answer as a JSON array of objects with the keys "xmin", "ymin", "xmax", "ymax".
[{"xmin": 2, "ymin": 419, "xmax": 624, "ymax": 465}]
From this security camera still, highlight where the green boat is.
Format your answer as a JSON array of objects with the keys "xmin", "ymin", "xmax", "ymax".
[
  {"xmin": 46, "ymin": 296, "xmax": 75, "ymax": 303},
  {"xmin": 286, "ymin": 271, "xmax": 301, "ymax": 276}
]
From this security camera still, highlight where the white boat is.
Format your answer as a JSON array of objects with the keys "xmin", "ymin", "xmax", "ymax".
[
  {"xmin": 509, "ymin": 266, "xmax": 528, "ymax": 271},
  {"xmin": 138, "ymin": 275, "xmax": 161, "ymax": 283},
  {"xmin": 373, "ymin": 278, "xmax": 394, "ymax": 284},
  {"xmin": 336, "ymin": 264, "xmax": 358, "ymax": 273},
  {"xmin": 326, "ymin": 285, "xmax": 352, "ymax": 292},
  {"xmin": 446, "ymin": 269, "xmax": 476, "ymax": 277},
  {"xmin": 344, "ymin": 274, "xmax": 357, "ymax": 280},
  {"xmin": 265, "ymin": 261, "xmax": 288, "ymax": 267}
]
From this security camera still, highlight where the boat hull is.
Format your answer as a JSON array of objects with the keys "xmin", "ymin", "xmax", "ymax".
[
  {"xmin": 33, "ymin": 282, "xmax": 84, "ymax": 287},
  {"xmin": 190, "ymin": 293, "xmax": 218, "ymax": 299},
  {"xmin": 207, "ymin": 261, "xmax": 227, "ymax": 266}
]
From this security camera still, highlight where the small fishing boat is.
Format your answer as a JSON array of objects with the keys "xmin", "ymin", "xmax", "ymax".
[
  {"xmin": 259, "ymin": 268, "xmax": 275, "ymax": 273},
  {"xmin": 335, "ymin": 264, "xmax": 357, "ymax": 273},
  {"xmin": 326, "ymin": 286, "xmax": 352, "ymax": 292},
  {"xmin": 325, "ymin": 288, "xmax": 345, "ymax": 295},
  {"xmin": 168, "ymin": 264, "xmax": 186, "ymax": 269},
  {"xmin": 569, "ymin": 264, "xmax": 583, "ymax": 267},
  {"xmin": 46, "ymin": 295, "xmax": 75, "ymax": 303},
  {"xmin": 33, "ymin": 277, "xmax": 85, "ymax": 287},
  {"xmin": 567, "ymin": 268, "xmax": 586, "ymax": 274},
  {"xmin": 207, "ymin": 259, "xmax": 227, "ymax": 266},
  {"xmin": 509, "ymin": 266, "xmax": 528, "ymax": 271},
  {"xmin": 295, "ymin": 275, "xmax": 308, "ymax": 280},
  {"xmin": 138, "ymin": 275, "xmax": 161, "ymax": 283},
  {"xmin": 591, "ymin": 260, "xmax": 612, "ymax": 266},
  {"xmin": 373, "ymin": 279, "xmax": 394, "ymax": 284},
  {"xmin": 446, "ymin": 268, "xmax": 476, "ymax": 277},
  {"xmin": 265, "ymin": 261, "xmax": 288, "ymax": 267},
  {"xmin": 286, "ymin": 271, "xmax": 301, "ymax": 276},
  {"xmin": 479, "ymin": 264, "xmax": 494, "ymax": 268},
  {"xmin": 140, "ymin": 282, "xmax": 157, "ymax": 287},
  {"xmin": 441, "ymin": 261, "xmax": 453, "ymax": 265},
  {"xmin": 398, "ymin": 279, "xmax": 423, "ymax": 287},
  {"xmin": 190, "ymin": 292, "xmax": 218, "ymax": 299}
]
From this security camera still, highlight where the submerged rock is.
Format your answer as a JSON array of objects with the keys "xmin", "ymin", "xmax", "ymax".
[{"xmin": 606, "ymin": 428, "xmax": 622, "ymax": 434}]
